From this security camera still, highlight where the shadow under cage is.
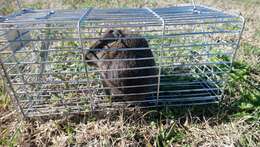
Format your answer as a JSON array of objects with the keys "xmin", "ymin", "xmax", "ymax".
[{"xmin": 0, "ymin": 4, "xmax": 244, "ymax": 117}]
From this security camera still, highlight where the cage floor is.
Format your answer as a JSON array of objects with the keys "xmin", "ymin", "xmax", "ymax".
[
  {"xmin": 147, "ymin": 81, "xmax": 221, "ymax": 107},
  {"xmin": 20, "ymin": 80, "xmax": 221, "ymax": 117}
]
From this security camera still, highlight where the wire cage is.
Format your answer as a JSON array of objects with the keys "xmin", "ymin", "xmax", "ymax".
[{"xmin": 0, "ymin": 1, "xmax": 244, "ymax": 118}]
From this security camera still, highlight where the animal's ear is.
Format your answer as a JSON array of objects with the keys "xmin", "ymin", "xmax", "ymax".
[
  {"xmin": 85, "ymin": 51, "xmax": 98, "ymax": 60},
  {"xmin": 90, "ymin": 30, "xmax": 125, "ymax": 49},
  {"xmin": 85, "ymin": 51, "xmax": 99, "ymax": 67},
  {"xmin": 90, "ymin": 40, "xmax": 103, "ymax": 49},
  {"xmin": 103, "ymin": 30, "xmax": 114, "ymax": 38},
  {"xmin": 112, "ymin": 30, "xmax": 124, "ymax": 38},
  {"xmin": 113, "ymin": 30, "xmax": 125, "ymax": 43},
  {"xmin": 103, "ymin": 30, "xmax": 125, "ymax": 39}
]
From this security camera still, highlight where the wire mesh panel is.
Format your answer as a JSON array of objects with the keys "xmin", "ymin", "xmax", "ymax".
[{"xmin": 0, "ymin": 5, "xmax": 244, "ymax": 117}]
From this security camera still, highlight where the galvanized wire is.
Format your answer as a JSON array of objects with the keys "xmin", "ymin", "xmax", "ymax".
[{"xmin": 0, "ymin": 5, "xmax": 244, "ymax": 118}]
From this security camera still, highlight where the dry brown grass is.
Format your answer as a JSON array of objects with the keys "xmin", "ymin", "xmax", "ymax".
[
  {"xmin": 1, "ymin": 108, "xmax": 257, "ymax": 146},
  {"xmin": 0, "ymin": 0, "xmax": 260, "ymax": 146}
]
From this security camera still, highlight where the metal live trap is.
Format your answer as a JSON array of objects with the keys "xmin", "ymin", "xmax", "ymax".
[{"xmin": 0, "ymin": 0, "xmax": 244, "ymax": 118}]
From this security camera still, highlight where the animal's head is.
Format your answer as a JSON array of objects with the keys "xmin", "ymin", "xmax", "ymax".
[{"xmin": 85, "ymin": 30, "xmax": 125, "ymax": 67}]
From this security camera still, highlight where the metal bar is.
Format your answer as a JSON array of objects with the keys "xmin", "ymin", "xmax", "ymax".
[
  {"xmin": 22, "ymin": 99, "xmax": 219, "ymax": 117},
  {"xmin": 6, "ymin": 62, "xmax": 230, "ymax": 76},
  {"xmin": 0, "ymin": 58, "xmax": 25, "ymax": 117},
  {"xmin": 0, "ymin": 29, "xmax": 240, "ymax": 43},
  {"xmin": 0, "ymin": 41, "xmax": 237, "ymax": 54},
  {"xmin": 0, "ymin": 19, "xmax": 241, "ymax": 28},
  {"xmin": 19, "ymin": 91, "xmax": 220, "ymax": 104},
  {"xmin": 15, "ymin": 79, "xmax": 223, "ymax": 90},
  {"xmin": 22, "ymin": 95, "xmax": 219, "ymax": 110},
  {"xmin": 32, "ymin": 23, "xmax": 52, "ymax": 112},
  {"xmin": 2, "ymin": 56, "xmax": 232, "ymax": 65},
  {"xmin": 231, "ymin": 16, "xmax": 245, "ymax": 67},
  {"xmin": 145, "ymin": 7, "xmax": 165, "ymax": 107},
  {"xmin": 1, "ymin": 12, "xmax": 235, "ymax": 22},
  {"xmin": 77, "ymin": 8, "xmax": 93, "ymax": 110},
  {"xmin": 11, "ymin": 72, "xmax": 225, "ymax": 86},
  {"xmin": 218, "ymin": 15, "xmax": 246, "ymax": 101},
  {"xmin": 22, "ymin": 95, "xmax": 219, "ymax": 112}
]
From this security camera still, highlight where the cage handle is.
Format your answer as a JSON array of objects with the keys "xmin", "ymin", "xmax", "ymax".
[
  {"xmin": 191, "ymin": 0, "xmax": 196, "ymax": 9},
  {"xmin": 191, "ymin": 0, "xmax": 200, "ymax": 14}
]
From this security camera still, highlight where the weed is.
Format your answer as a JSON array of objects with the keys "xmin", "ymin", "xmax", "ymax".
[{"xmin": 153, "ymin": 123, "xmax": 185, "ymax": 146}]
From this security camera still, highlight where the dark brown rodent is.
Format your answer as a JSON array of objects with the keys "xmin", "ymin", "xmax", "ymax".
[{"xmin": 85, "ymin": 30, "xmax": 157, "ymax": 102}]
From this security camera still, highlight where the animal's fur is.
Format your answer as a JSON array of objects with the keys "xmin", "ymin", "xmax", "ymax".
[{"xmin": 85, "ymin": 30, "xmax": 157, "ymax": 102}]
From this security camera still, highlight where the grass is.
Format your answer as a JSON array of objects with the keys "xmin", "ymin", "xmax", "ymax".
[{"xmin": 0, "ymin": 0, "xmax": 260, "ymax": 146}]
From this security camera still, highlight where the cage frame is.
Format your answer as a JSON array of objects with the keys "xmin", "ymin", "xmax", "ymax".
[{"xmin": 0, "ymin": 1, "xmax": 245, "ymax": 118}]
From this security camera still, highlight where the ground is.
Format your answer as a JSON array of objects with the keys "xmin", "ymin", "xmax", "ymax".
[{"xmin": 0, "ymin": 0, "xmax": 259, "ymax": 146}]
